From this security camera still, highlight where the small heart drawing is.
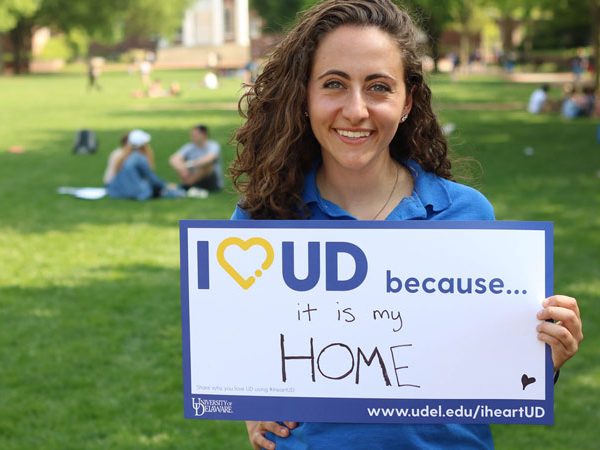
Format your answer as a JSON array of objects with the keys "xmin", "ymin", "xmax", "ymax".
[
  {"xmin": 217, "ymin": 237, "xmax": 274, "ymax": 290},
  {"xmin": 521, "ymin": 374, "xmax": 536, "ymax": 390}
]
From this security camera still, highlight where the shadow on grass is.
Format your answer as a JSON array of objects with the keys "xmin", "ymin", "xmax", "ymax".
[{"xmin": 0, "ymin": 263, "xmax": 248, "ymax": 450}]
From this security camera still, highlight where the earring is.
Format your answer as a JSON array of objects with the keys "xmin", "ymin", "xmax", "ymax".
[
  {"xmin": 304, "ymin": 111, "xmax": 309, "ymax": 117},
  {"xmin": 400, "ymin": 114, "xmax": 408, "ymax": 122}
]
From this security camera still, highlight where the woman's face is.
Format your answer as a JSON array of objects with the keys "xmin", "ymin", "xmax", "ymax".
[{"xmin": 307, "ymin": 25, "xmax": 411, "ymax": 173}]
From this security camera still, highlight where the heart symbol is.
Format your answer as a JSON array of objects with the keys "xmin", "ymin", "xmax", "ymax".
[
  {"xmin": 217, "ymin": 237, "xmax": 274, "ymax": 290},
  {"xmin": 521, "ymin": 374, "xmax": 536, "ymax": 390}
]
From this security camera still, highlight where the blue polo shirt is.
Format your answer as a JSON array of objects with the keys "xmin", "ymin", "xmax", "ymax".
[{"xmin": 231, "ymin": 160, "xmax": 495, "ymax": 449}]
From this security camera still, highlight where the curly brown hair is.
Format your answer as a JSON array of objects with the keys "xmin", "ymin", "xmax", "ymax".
[{"xmin": 231, "ymin": 0, "xmax": 451, "ymax": 219}]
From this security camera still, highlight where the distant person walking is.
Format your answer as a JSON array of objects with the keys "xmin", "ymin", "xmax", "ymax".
[
  {"xmin": 87, "ymin": 58, "xmax": 102, "ymax": 91},
  {"xmin": 571, "ymin": 49, "xmax": 586, "ymax": 84}
]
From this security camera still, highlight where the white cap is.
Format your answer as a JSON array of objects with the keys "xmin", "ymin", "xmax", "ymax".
[{"xmin": 128, "ymin": 129, "xmax": 151, "ymax": 147}]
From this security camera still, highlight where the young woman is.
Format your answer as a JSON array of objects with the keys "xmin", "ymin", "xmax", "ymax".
[
  {"xmin": 230, "ymin": 1, "xmax": 583, "ymax": 448},
  {"xmin": 107, "ymin": 129, "xmax": 185, "ymax": 200}
]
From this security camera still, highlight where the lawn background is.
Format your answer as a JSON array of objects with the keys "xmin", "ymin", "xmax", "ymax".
[{"xmin": 0, "ymin": 69, "xmax": 598, "ymax": 449}]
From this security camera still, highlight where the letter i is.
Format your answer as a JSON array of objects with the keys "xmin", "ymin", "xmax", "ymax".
[{"xmin": 197, "ymin": 241, "xmax": 210, "ymax": 289}]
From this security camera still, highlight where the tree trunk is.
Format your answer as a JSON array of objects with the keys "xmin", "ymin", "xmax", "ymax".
[
  {"xmin": 591, "ymin": 0, "xmax": 600, "ymax": 89},
  {"xmin": 460, "ymin": 28, "xmax": 470, "ymax": 74},
  {"xmin": 9, "ymin": 18, "xmax": 33, "ymax": 74},
  {"xmin": 0, "ymin": 38, "xmax": 4, "ymax": 74},
  {"xmin": 497, "ymin": 16, "xmax": 519, "ymax": 53},
  {"xmin": 431, "ymin": 36, "xmax": 441, "ymax": 73}
]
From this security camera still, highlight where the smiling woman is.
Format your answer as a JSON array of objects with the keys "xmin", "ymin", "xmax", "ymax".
[
  {"xmin": 228, "ymin": 0, "xmax": 583, "ymax": 449},
  {"xmin": 231, "ymin": 0, "xmax": 451, "ymax": 222},
  {"xmin": 307, "ymin": 26, "xmax": 414, "ymax": 218}
]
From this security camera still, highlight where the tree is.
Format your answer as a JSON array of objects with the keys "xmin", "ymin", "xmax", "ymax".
[
  {"xmin": 588, "ymin": 0, "xmax": 600, "ymax": 88},
  {"xmin": 0, "ymin": 0, "xmax": 191, "ymax": 74},
  {"xmin": 121, "ymin": 0, "xmax": 192, "ymax": 44},
  {"xmin": 448, "ymin": 0, "xmax": 486, "ymax": 72},
  {"xmin": 0, "ymin": 0, "xmax": 38, "ymax": 73},
  {"xmin": 402, "ymin": 0, "xmax": 454, "ymax": 71},
  {"xmin": 519, "ymin": 0, "xmax": 599, "ymax": 87},
  {"xmin": 250, "ymin": 0, "xmax": 305, "ymax": 32}
]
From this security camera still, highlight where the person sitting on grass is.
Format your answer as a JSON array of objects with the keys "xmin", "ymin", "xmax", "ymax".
[
  {"xmin": 107, "ymin": 129, "xmax": 185, "ymax": 201},
  {"xmin": 169, "ymin": 124, "xmax": 224, "ymax": 192},
  {"xmin": 103, "ymin": 132, "xmax": 129, "ymax": 185},
  {"xmin": 561, "ymin": 85, "xmax": 597, "ymax": 119},
  {"xmin": 527, "ymin": 83, "xmax": 550, "ymax": 114}
]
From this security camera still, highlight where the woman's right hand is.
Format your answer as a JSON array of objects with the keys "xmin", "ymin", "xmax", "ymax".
[{"xmin": 245, "ymin": 421, "xmax": 298, "ymax": 450}]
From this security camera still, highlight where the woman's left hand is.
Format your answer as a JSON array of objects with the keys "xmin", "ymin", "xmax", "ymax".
[{"xmin": 536, "ymin": 295, "xmax": 583, "ymax": 370}]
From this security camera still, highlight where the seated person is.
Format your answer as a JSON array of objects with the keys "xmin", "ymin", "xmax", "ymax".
[
  {"xmin": 103, "ymin": 132, "xmax": 129, "ymax": 185},
  {"xmin": 107, "ymin": 129, "xmax": 185, "ymax": 200},
  {"xmin": 527, "ymin": 83, "xmax": 550, "ymax": 114},
  {"xmin": 560, "ymin": 85, "xmax": 598, "ymax": 119},
  {"xmin": 169, "ymin": 81, "xmax": 181, "ymax": 96},
  {"xmin": 169, "ymin": 124, "xmax": 224, "ymax": 192},
  {"xmin": 579, "ymin": 86, "xmax": 597, "ymax": 117},
  {"xmin": 561, "ymin": 86, "xmax": 584, "ymax": 119},
  {"xmin": 147, "ymin": 79, "xmax": 167, "ymax": 98}
]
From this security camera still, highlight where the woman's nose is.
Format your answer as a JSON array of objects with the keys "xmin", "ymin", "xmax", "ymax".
[{"xmin": 342, "ymin": 90, "xmax": 369, "ymax": 123}]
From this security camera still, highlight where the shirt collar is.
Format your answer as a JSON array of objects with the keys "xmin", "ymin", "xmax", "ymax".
[{"xmin": 302, "ymin": 159, "xmax": 451, "ymax": 220}]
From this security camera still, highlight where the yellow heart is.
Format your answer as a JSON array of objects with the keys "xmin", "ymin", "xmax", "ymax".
[{"xmin": 217, "ymin": 237, "xmax": 274, "ymax": 289}]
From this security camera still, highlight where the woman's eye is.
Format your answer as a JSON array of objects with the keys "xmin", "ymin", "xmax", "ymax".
[
  {"xmin": 323, "ymin": 80, "xmax": 344, "ymax": 89},
  {"xmin": 370, "ymin": 83, "xmax": 391, "ymax": 92}
]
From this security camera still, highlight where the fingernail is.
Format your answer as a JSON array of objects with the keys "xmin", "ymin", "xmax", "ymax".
[
  {"xmin": 543, "ymin": 298, "xmax": 550, "ymax": 306},
  {"xmin": 536, "ymin": 324, "xmax": 542, "ymax": 331},
  {"xmin": 280, "ymin": 428, "xmax": 288, "ymax": 436},
  {"xmin": 536, "ymin": 310, "xmax": 543, "ymax": 319}
]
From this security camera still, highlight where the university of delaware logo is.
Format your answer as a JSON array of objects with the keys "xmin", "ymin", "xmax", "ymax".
[
  {"xmin": 216, "ymin": 237, "xmax": 274, "ymax": 289},
  {"xmin": 197, "ymin": 237, "xmax": 368, "ymax": 292}
]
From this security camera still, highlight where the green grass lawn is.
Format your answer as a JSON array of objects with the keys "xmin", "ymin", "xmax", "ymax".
[{"xmin": 0, "ymin": 70, "xmax": 599, "ymax": 449}]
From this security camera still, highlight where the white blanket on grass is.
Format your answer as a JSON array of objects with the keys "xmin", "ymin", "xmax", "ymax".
[{"xmin": 57, "ymin": 186, "xmax": 107, "ymax": 200}]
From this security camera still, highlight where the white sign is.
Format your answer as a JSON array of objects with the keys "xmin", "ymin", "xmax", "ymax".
[{"xmin": 180, "ymin": 221, "xmax": 553, "ymax": 424}]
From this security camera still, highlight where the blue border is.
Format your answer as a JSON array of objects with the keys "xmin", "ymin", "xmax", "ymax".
[
  {"xmin": 179, "ymin": 223, "xmax": 193, "ymax": 419},
  {"xmin": 179, "ymin": 220, "xmax": 554, "ymax": 424}
]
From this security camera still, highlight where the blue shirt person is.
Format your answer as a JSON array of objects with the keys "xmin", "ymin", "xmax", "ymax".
[
  {"xmin": 228, "ymin": 1, "xmax": 583, "ymax": 449},
  {"xmin": 232, "ymin": 160, "xmax": 495, "ymax": 449}
]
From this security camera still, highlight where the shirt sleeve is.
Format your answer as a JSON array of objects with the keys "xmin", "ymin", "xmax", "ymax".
[
  {"xmin": 208, "ymin": 140, "xmax": 221, "ymax": 157},
  {"xmin": 230, "ymin": 205, "xmax": 250, "ymax": 220},
  {"xmin": 175, "ymin": 143, "xmax": 190, "ymax": 159},
  {"xmin": 102, "ymin": 149, "xmax": 120, "ymax": 185},
  {"xmin": 444, "ymin": 181, "xmax": 496, "ymax": 221}
]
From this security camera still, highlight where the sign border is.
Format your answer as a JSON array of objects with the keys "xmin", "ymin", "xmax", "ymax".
[{"xmin": 179, "ymin": 220, "xmax": 554, "ymax": 424}]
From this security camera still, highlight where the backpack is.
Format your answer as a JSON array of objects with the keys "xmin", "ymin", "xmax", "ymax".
[{"xmin": 73, "ymin": 129, "xmax": 98, "ymax": 154}]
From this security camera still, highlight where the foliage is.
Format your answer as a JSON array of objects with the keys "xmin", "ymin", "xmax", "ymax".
[
  {"xmin": 121, "ymin": 0, "xmax": 192, "ymax": 41},
  {"xmin": 401, "ymin": 0, "xmax": 453, "ymax": 68},
  {"xmin": 527, "ymin": 0, "xmax": 589, "ymax": 50},
  {"xmin": 0, "ymin": 0, "xmax": 38, "ymax": 31},
  {"xmin": 37, "ymin": 33, "xmax": 71, "ymax": 61},
  {"xmin": 0, "ymin": 0, "xmax": 192, "ymax": 73},
  {"xmin": 250, "ymin": 0, "xmax": 305, "ymax": 32}
]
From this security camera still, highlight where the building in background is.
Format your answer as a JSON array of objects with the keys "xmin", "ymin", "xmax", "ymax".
[{"xmin": 157, "ymin": 0, "xmax": 252, "ymax": 70}]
